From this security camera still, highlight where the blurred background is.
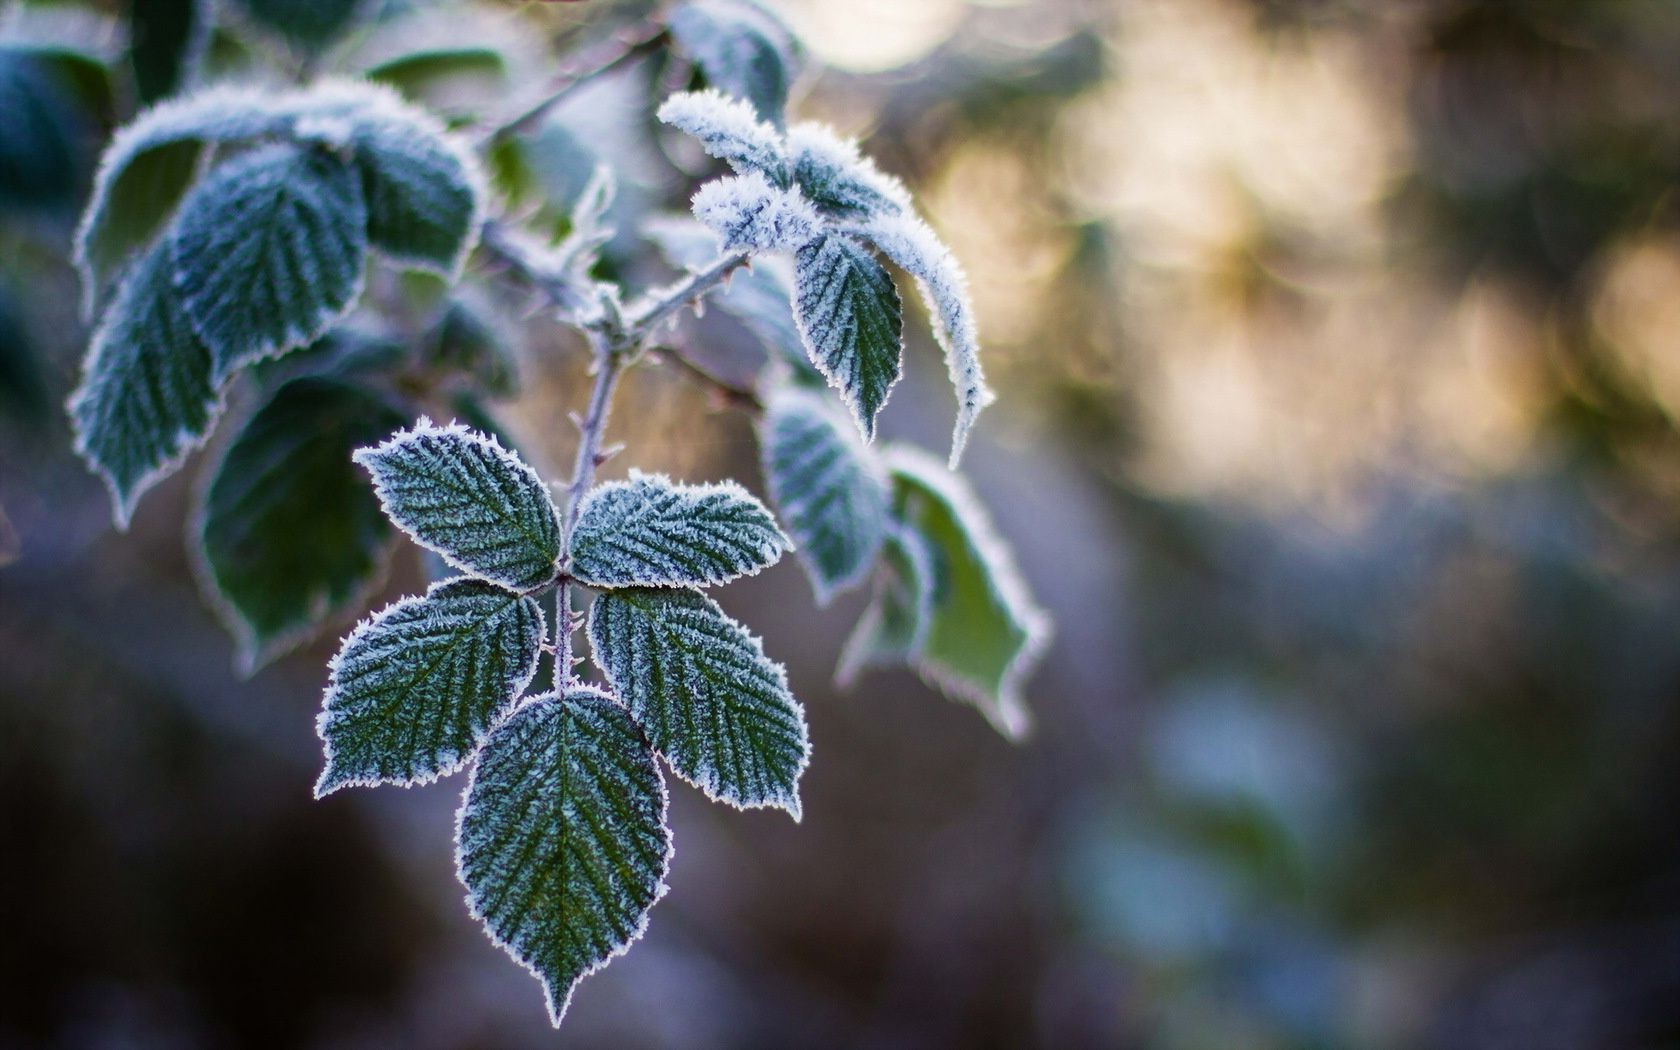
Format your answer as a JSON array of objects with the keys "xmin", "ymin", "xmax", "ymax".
[{"xmin": 6, "ymin": 0, "xmax": 1680, "ymax": 1046}]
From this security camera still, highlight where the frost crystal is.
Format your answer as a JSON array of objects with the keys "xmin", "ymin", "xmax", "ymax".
[
  {"xmin": 456, "ymin": 687, "xmax": 671, "ymax": 1027},
  {"xmin": 570, "ymin": 471, "xmax": 789, "ymax": 589},
  {"xmin": 760, "ymin": 385, "xmax": 889, "ymax": 603},
  {"xmin": 355, "ymin": 419, "xmax": 563, "ymax": 592},
  {"xmin": 589, "ymin": 587, "xmax": 809, "ymax": 818},
  {"xmin": 315, "ymin": 577, "xmax": 545, "ymax": 795},
  {"xmin": 692, "ymin": 171, "xmax": 820, "ymax": 253},
  {"xmin": 860, "ymin": 213, "xmax": 993, "ymax": 466},
  {"xmin": 657, "ymin": 88, "xmax": 788, "ymax": 180}
]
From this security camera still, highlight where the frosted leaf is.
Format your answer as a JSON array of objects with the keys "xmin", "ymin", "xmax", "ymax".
[
  {"xmin": 73, "ymin": 84, "xmax": 292, "ymax": 319},
  {"xmin": 883, "ymin": 446, "xmax": 1051, "ymax": 739},
  {"xmin": 344, "ymin": 92, "xmax": 485, "ymax": 276},
  {"xmin": 859, "ymin": 213, "xmax": 993, "ymax": 466},
  {"xmin": 759, "ymin": 385, "xmax": 889, "ymax": 604},
  {"xmin": 456, "ymin": 687, "xmax": 671, "ymax": 1027},
  {"xmin": 692, "ymin": 171, "xmax": 820, "ymax": 253},
  {"xmin": 316, "ymin": 577, "xmax": 545, "ymax": 794},
  {"xmin": 669, "ymin": 0, "xmax": 801, "ymax": 125},
  {"xmin": 570, "ymin": 471, "xmax": 788, "ymax": 589},
  {"xmin": 68, "ymin": 240, "xmax": 222, "ymax": 529},
  {"xmin": 792, "ymin": 233, "xmax": 904, "ymax": 441},
  {"xmin": 197, "ymin": 377, "xmax": 406, "ymax": 670},
  {"xmin": 787, "ymin": 123, "xmax": 910, "ymax": 219},
  {"xmin": 354, "ymin": 419, "xmax": 562, "ymax": 592},
  {"xmin": 835, "ymin": 524, "xmax": 935, "ymax": 687},
  {"xmin": 588, "ymin": 587, "xmax": 809, "ymax": 817},
  {"xmin": 657, "ymin": 88, "xmax": 788, "ymax": 181},
  {"xmin": 171, "ymin": 142, "xmax": 368, "ymax": 383}
]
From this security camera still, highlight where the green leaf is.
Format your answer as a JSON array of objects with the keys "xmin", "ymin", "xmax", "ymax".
[
  {"xmin": 355, "ymin": 419, "xmax": 562, "ymax": 592},
  {"xmin": 348, "ymin": 96, "xmax": 484, "ymax": 275},
  {"xmin": 570, "ymin": 471, "xmax": 789, "ymax": 589},
  {"xmin": 669, "ymin": 0, "xmax": 802, "ymax": 126},
  {"xmin": 759, "ymin": 385, "xmax": 889, "ymax": 603},
  {"xmin": 0, "ymin": 285, "xmax": 47, "ymax": 423},
  {"xmin": 232, "ymin": 0, "xmax": 366, "ymax": 48},
  {"xmin": 198, "ymin": 377, "xmax": 407, "ymax": 669},
  {"xmin": 879, "ymin": 446, "xmax": 1050, "ymax": 739},
  {"xmin": 0, "ymin": 46, "xmax": 88, "ymax": 209},
  {"xmin": 456, "ymin": 686, "xmax": 671, "ymax": 1027},
  {"xmin": 588, "ymin": 587, "xmax": 808, "ymax": 817},
  {"xmin": 792, "ymin": 233, "xmax": 904, "ymax": 441},
  {"xmin": 315, "ymin": 577, "xmax": 545, "ymax": 794},
  {"xmin": 171, "ymin": 141, "xmax": 368, "ymax": 383},
  {"xmin": 836, "ymin": 524, "xmax": 934, "ymax": 686},
  {"xmin": 68, "ymin": 240, "xmax": 221, "ymax": 528}
]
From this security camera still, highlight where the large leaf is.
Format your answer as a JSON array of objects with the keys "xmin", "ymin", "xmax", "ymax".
[
  {"xmin": 68, "ymin": 240, "xmax": 221, "ymax": 528},
  {"xmin": 880, "ymin": 446, "xmax": 1049, "ymax": 739},
  {"xmin": 171, "ymin": 141, "xmax": 368, "ymax": 383},
  {"xmin": 759, "ymin": 385, "xmax": 889, "ymax": 603},
  {"xmin": 456, "ymin": 687, "xmax": 671, "ymax": 1026},
  {"xmin": 355, "ymin": 420, "xmax": 562, "ymax": 591},
  {"xmin": 345, "ymin": 91, "xmax": 484, "ymax": 275},
  {"xmin": 588, "ymin": 587, "xmax": 808, "ymax": 817},
  {"xmin": 861, "ymin": 214, "xmax": 993, "ymax": 465},
  {"xmin": 792, "ymin": 234, "xmax": 904, "ymax": 441},
  {"xmin": 569, "ymin": 472, "xmax": 788, "ymax": 589},
  {"xmin": 198, "ymin": 376, "xmax": 407, "ymax": 669},
  {"xmin": 669, "ymin": 0, "xmax": 801, "ymax": 126},
  {"xmin": 315, "ymin": 577, "xmax": 545, "ymax": 794}
]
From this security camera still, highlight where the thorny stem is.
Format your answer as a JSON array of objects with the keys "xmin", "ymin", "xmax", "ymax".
[{"xmin": 476, "ymin": 22, "xmax": 668, "ymax": 149}]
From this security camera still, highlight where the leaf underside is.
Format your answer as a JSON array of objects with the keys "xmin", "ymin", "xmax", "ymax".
[
  {"xmin": 355, "ymin": 421, "xmax": 562, "ymax": 592},
  {"xmin": 569, "ymin": 473, "xmax": 788, "ymax": 589},
  {"xmin": 457, "ymin": 687, "xmax": 671, "ymax": 1026},
  {"xmin": 316, "ymin": 576, "xmax": 544, "ymax": 794},
  {"xmin": 793, "ymin": 233, "xmax": 903, "ymax": 441},
  {"xmin": 589, "ymin": 587, "xmax": 808, "ymax": 817}
]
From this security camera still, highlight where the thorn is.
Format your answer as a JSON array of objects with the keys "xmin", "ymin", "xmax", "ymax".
[
  {"xmin": 567, "ymin": 411, "xmax": 585, "ymax": 432},
  {"xmin": 595, "ymin": 442, "xmax": 626, "ymax": 466}
]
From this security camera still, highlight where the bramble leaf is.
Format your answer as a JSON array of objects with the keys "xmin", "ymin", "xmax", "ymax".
[
  {"xmin": 759, "ymin": 385, "xmax": 889, "ymax": 603},
  {"xmin": 68, "ymin": 240, "xmax": 221, "ymax": 528},
  {"xmin": 589, "ymin": 587, "xmax": 808, "ymax": 817},
  {"xmin": 788, "ymin": 123, "xmax": 910, "ymax": 220},
  {"xmin": 171, "ymin": 141, "xmax": 368, "ymax": 383},
  {"xmin": 570, "ymin": 472, "xmax": 788, "ymax": 589},
  {"xmin": 691, "ymin": 170, "xmax": 820, "ymax": 253},
  {"xmin": 315, "ymin": 576, "xmax": 545, "ymax": 794},
  {"xmin": 0, "ymin": 46, "xmax": 88, "ymax": 210},
  {"xmin": 347, "ymin": 97, "xmax": 484, "ymax": 275},
  {"xmin": 456, "ymin": 687, "xmax": 671, "ymax": 1027},
  {"xmin": 669, "ymin": 0, "xmax": 801, "ymax": 126},
  {"xmin": 878, "ymin": 446, "xmax": 1050, "ymax": 738},
  {"xmin": 657, "ymin": 88, "xmax": 788, "ymax": 181},
  {"xmin": 355, "ymin": 419, "xmax": 562, "ymax": 591},
  {"xmin": 836, "ymin": 524, "xmax": 935, "ymax": 687},
  {"xmin": 792, "ymin": 233, "xmax": 904, "ymax": 440},
  {"xmin": 199, "ymin": 377, "xmax": 406, "ymax": 669}
]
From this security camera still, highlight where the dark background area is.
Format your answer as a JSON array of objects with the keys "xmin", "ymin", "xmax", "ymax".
[{"xmin": 6, "ymin": 0, "xmax": 1680, "ymax": 1046}]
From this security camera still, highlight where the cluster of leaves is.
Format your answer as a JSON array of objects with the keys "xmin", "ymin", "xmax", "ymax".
[{"xmin": 58, "ymin": 0, "xmax": 1049, "ymax": 1028}]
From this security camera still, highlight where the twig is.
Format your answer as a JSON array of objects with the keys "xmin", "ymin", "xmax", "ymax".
[
  {"xmin": 476, "ymin": 21, "xmax": 668, "ymax": 149},
  {"xmin": 627, "ymin": 252, "xmax": 751, "ymax": 332}
]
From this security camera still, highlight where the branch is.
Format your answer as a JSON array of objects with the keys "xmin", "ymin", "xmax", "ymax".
[
  {"xmin": 476, "ymin": 22, "xmax": 669, "ymax": 149},
  {"xmin": 627, "ymin": 252, "xmax": 751, "ymax": 335}
]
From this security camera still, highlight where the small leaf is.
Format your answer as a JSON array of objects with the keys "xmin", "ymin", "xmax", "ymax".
[
  {"xmin": 316, "ymin": 577, "xmax": 545, "ymax": 794},
  {"xmin": 198, "ymin": 376, "xmax": 407, "ymax": 669},
  {"xmin": 171, "ymin": 141, "xmax": 369, "ymax": 383},
  {"xmin": 759, "ymin": 385, "xmax": 889, "ymax": 603},
  {"xmin": 657, "ymin": 88, "xmax": 788, "ymax": 181},
  {"xmin": 861, "ymin": 213, "xmax": 993, "ymax": 465},
  {"xmin": 792, "ymin": 233, "xmax": 904, "ymax": 441},
  {"xmin": 787, "ymin": 123, "xmax": 910, "ymax": 219},
  {"xmin": 347, "ymin": 96, "xmax": 484, "ymax": 275},
  {"xmin": 589, "ymin": 587, "xmax": 808, "ymax": 817},
  {"xmin": 456, "ymin": 687, "xmax": 671, "ymax": 1027},
  {"xmin": 355, "ymin": 419, "xmax": 562, "ymax": 591},
  {"xmin": 691, "ymin": 170, "xmax": 820, "ymax": 253},
  {"xmin": 68, "ymin": 240, "xmax": 221, "ymax": 528},
  {"xmin": 669, "ymin": 0, "xmax": 801, "ymax": 126},
  {"xmin": 570, "ymin": 471, "xmax": 788, "ymax": 589},
  {"xmin": 836, "ymin": 524, "xmax": 935, "ymax": 687},
  {"xmin": 881, "ymin": 446, "xmax": 1050, "ymax": 739}
]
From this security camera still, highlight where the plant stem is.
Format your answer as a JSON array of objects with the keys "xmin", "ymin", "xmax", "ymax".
[
  {"xmin": 627, "ymin": 252, "xmax": 750, "ymax": 332},
  {"xmin": 477, "ymin": 22, "xmax": 668, "ymax": 149}
]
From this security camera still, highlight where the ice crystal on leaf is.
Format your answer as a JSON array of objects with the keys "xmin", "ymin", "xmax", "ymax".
[
  {"xmin": 692, "ymin": 170, "xmax": 820, "ymax": 253},
  {"xmin": 570, "ymin": 472, "xmax": 789, "ymax": 589},
  {"xmin": 657, "ymin": 88, "xmax": 788, "ymax": 181},
  {"xmin": 788, "ymin": 122, "xmax": 910, "ymax": 220}
]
